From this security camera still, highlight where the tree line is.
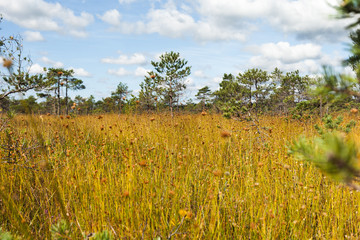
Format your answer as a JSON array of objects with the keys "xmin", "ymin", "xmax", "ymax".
[{"xmin": 2, "ymin": 18, "xmax": 360, "ymax": 117}]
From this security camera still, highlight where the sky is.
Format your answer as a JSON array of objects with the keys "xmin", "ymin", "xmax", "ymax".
[{"xmin": 0, "ymin": 0, "xmax": 356, "ymax": 101}]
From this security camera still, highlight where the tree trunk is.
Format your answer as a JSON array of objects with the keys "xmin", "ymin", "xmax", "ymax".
[
  {"xmin": 170, "ymin": 95, "xmax": 173, "ymax": 117},
  {"xmin": 65, "ymin": 79, "xmax": 68, "ymax": 115},
  {"xmin": 119, "ymin": 100, "xmax": 122, "ymax": 116},
  {"xmin": 57, "ymin": 78, "xmax": 61, "ymax": 115}
]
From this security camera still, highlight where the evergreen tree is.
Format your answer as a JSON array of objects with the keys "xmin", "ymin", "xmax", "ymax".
[{"xmin": 150, "ymin": 51, "xmax": 191, "ymax": 116}]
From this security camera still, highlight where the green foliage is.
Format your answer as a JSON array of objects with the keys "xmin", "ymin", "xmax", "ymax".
[
  {"xmin": 92, "ymin": 230, "xmax": 113, "ymax": 240},
  {"xmin": 289, "ymin": 133, "xmax": 359, "ymax": 184},
  {"xmin": 336, "ymin": 0, "xmax": 360, "ymax": 28},
  {"xmin": 0, "ymin": 228, "xmax": 19, "ymax": 240},
  {"xmin": 237, "ymin": 68, "xmax": 272, "ymax": 109},
  {"xmin": 315, "ymin": 67, "xmax": 359, "ymax": 99},
  {"xmin": 314, "ymin": 114, "xmax": 356, "ymax": 135},
  {"xmin": 50, "ymin": 220, "xmax": 72, "ymax": 240},
  {"xmin": 195, "ymin": 85, "xmax": 212, "ymax": 109},
  {"xmin": 0, "ymin": 35, "xmax": 48, "ymax": 101},
  {"xmin": 291, "ymin": 98, "xmax": 319, "ymax": 116},
  {"xmin": 111, "ymin": 82, "xmax": 130, "ymax": 114},
  {"xmin": 213, "ymin": 73, "xmax": 247, "ymax": 118},
  {"xmin": 343, "ymin": 29, "xmax": 360, "ymax": 71},
  {"xmin": 139, "ymin": 74, "xmax": 158, "ymax": 111},
  {"xmin": 45, "ymin": 68, "xmax": 85, "ymax": 115},
  {"xmin": 150, "ymin": 51, "xmax": 191, "ymax": 115}
]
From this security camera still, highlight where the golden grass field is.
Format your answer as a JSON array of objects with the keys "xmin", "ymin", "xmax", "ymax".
[{"xmin": 1, "ymin": 113, "xmax": 360, "ymax": 239}]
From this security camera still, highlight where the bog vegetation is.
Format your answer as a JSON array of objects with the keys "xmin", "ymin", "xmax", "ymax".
[
  {"xmin": 3, "ymin": 0, "xmax": 360, "ymax": 239},
  {"xmin": 1, "ymin": 113, "xmax": 360, "ymax": 239}
]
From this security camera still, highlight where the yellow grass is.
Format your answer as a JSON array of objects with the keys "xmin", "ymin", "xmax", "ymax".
[{"xmin": 0, "ymin": 113, "xmax": 360, "ymax": 239}]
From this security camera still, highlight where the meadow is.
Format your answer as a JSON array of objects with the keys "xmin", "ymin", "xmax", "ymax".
[{"xmin": 1, "ymin": 113, "xmax": 360, "ymax": 239}]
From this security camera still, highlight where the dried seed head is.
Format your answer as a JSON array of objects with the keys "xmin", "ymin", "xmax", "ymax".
[
  {"xmin": 3, "ymin": 58, "xmax": 13, "ymax": 68},
  {"xmin": 138, "ymin": 160, "xmax": 147, "ymax": 167},
  {"xmin": 213, "ymin": 169, "xmax": 223, "ymax": 177},
  {"xmin": 350, "ymin": 108, "xmax": 358, "ymax": 114},
  {"xmin": 220, "ymin": 131, "xmax": 231, "ymax": 138}
]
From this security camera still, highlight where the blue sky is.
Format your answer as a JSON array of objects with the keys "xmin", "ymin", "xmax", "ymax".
[{"xmin": 0, "ymin": 0, "xmax": 355, "ymax": 101}]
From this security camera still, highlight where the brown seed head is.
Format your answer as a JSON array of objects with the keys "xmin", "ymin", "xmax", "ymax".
[
  {"xmin": 3, "ymin": 59, "xmax": 13, "ymax": 68},
  {"xmin": 138, "ymin": 160, "xmax": 147, "ymax": 167},
  {"xmin": 213, "ymin": 169, "xmax": 223, "ymax": 177},
  {"xmin": 350, "ymin": 108, "xmax": 358, "ymax": 114},
  {"xmin": 220, "ymin": 131, "xmax": 231, "ymax": 138}
]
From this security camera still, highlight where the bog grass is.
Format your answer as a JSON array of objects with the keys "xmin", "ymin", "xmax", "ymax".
[{"xmin": 0, "ymin": 113, "xmax": 360, "ymax": 239}]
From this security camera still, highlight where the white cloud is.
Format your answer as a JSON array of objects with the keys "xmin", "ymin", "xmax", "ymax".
[
  {"xmin": 99, "ymin": 0, "xmax": 352, "ymax": 43},
  {"xmin": 248, "ymin": 41, "xmax": 342, "ymax": 73},
  {"xmin": 134, "ymin": 66, "xmax": 150, "ymax": 77},
  {"xmin": 252, "ymin": 42, "xmax": 322, "ymax": 64},
  {"xmin": 28, "ymin": 63, "xmax": 46, "ymax": 74},
  {"xmin": 98, "ymin": 5, "xmax": 249, "ymax": 42},
  {"xmin": 268, "ymin": 0, "xmax": 351, "ymax": 41},
  {"xmin": 24, "ymin": 31, "xmax": 44, "ymax": 42},
  {"xmin": 69, "ymin": 67, "xmax": 92, "ymax": 77},
  {"xmin": 40, "ymin": 57, "xmax": 64, "ymax": 68},
  {"xmin": 195, "ymin": 0, "xmax": 351, "ymax": 42},
  {"xmin": 98, "ymin": 9, "xmax": 122, "ymax": 26},
  {"xmin": 101, "ymin": 53, "xmax": 147, "ymax": 65},
  {"xmin": 108, "ymin": 68, "xmax": 130, "ymax": 76},
  {"xmin": 0, "ymin": 0, "xmax": 94, "ymax": 37},
  {"xmin": 212, "ymin": 77, "xmax": 223, "ymax": 83},
  {"xmin": 194, "ymin": 70, "xmax": 207, "ymax": 78}
]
